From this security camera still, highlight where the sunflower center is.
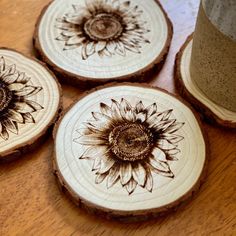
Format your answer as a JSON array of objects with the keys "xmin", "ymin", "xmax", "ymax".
[
  {"xmin": 84, "ymin": 13, "xmax": 123, "ymax": 41},
  {"xmin": 0, "ymin": 82, "xmax": 12, "ymax": 112},
  {"xmin": 109, "ymin": 123, "xmax": 153, "ymax": 162}
]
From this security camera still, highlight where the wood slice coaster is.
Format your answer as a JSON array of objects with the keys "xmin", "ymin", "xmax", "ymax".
[
  {"xmin": 53, "ymin": 83, "xmax": 207, "ymax": 221},
  {"xmin": 175, "ymin": 35, "xmax": 236, "ymax": 128},
  {"xmin": 0, "ymin": 48, "xmax": 61, "ymax": 161},
  {"xmin": 34, "ymin": 0, "xmax": 172, "ymax": 86}
]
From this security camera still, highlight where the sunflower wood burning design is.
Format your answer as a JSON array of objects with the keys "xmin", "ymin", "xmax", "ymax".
[
  {"xmin": 74, "ymin": 98, "xmax": 184, "ymax": 194},
  {"xmin": 54, "ymin": 84, "xmax": 207, "ymax": 220},
  {"xmin": 55, "ymin": 0, "xmax": 150, "ymax": 59},
  {"xmin": 0, "ymin": 56, "xmax": 43, "ymax": 140},
  {"xmin": 35, "ymin": 0, "xmax": 172, "ymax": 84}
]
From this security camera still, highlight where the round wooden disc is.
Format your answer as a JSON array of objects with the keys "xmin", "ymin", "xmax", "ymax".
[
  {"xmin": 54, "ymin": 83, "xmax": 207, "ymax": 221},
  {"xmin": 175, "ymin": 35, "xmax": 236, "ymax": 128},
  {"xmin": 34, "ymin": 0, "xmax": 172, "ymax": 86},
  {"xmin": 0, "ymin": 48, "xmax": 61, "ymax": 160}
]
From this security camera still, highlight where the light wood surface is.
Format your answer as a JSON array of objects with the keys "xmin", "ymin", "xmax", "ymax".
[
  {"xmin": 0, "ymin": 0, "xmax": 235, "ymax": 235},
  {"xmin": 54, "ymin": 83, "xmax": 207, "ymax": 221}
]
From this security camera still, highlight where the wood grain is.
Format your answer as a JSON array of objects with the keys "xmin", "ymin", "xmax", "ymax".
[{"xmin": 0, "ymin": 0, "xmax": 236, "ymax": 235}]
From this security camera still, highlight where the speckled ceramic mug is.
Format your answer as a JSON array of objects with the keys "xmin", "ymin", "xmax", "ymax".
[{"xmin": 190, "ymin": 0, "xmax": 236, "ymax": 112}]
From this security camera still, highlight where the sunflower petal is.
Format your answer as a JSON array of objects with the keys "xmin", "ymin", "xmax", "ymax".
[
  {"xmin": 157, "ymin": 138, "xmax": 177, "ymax": 150},
  {"xmin": 120, "ymin": 163, "xmax": 132, "ymax": 185},
  {"xmin": 146, "ymin": 103, "xmax": 157, "ymax": 117},
  {"xmin": 165, "ymin": 122, "xmax": 185, "ymax": 134},
  {"xmin": 62, "ymin": 31, "xmax": 79, "ymax": 37},
  {"xmin": 79, "ymin": 146, "xmax": 104, "ymax": 159},
  {"xmin": 87, "ymin": 119, "xmax": 111, "ymax": 132},
  {"xmin": 111, "ymin": 99, "xmax": 122, "ymax": 120},
  {"xmin": 72, "ymin": 4, "xmax": 80, "ymax": 11},
  {"xmin": 95, "ymin": 41, "xmax": 107, "ymax": 52},
  {"xmin": 107, "ymin": 165, "xmax": 120, "ymax": 188},
  {"xmin": 56, "ymin": 21, "xmax": 76, "ymax": 31},
  {"xmin": 1, "ymin": 127, "xmax": 9, "ymax": 140},
  {"xmin": 14, "ymin": 86, "xmax": 42, "ymax": 97},
  {"xmin": 152, "ymin": 119, "xmax": 176, "ymax": 132},
  {"xmin": 92, "ymin": 155, "xmax": 102, "ymax": 170},
  {"xmin": 120, "ymin": 98, "xmax": 134, "ymax": 121},
  {"xmin": 56, "ymin": 34, "xmax": 69, "ymax": 41},
  {"xmin": 65, "ymin": 15, "xmax": 87, "ymax": 25},
  {"xmin": 124, "ymin": 45, "xmax": 141, "ymax": 54},
  {"xmin": 3, "ymin": 73, "xmax": 18, "ymax": 84},
  {"xmin": 16, "ymin": 73, "xmax": 30, "ymax": 84},
  {"xmin": 100, "ymin": 103, "xmax": 112, "ymax": 117},
  {"xmin": 167, "ymin": 156, "xmax": 178, "ymax": 161},
  {"xmin": 92, "ymin": 111, "xmax": 111, "ymax": 122},
  {"xmin": 81, "ymin": 45, "xmax": 88, "ymax": 60},
  {"xmin": 125, "ymin": 23, "xmax": 136, "ymax": 31},
  {"xmin": 166, "ymin": 150, "xmax": 179, "ymax": 161},
  {"xmin": 164, "ymin": 134, "xmax": 184, "ymax": 144},
  {"xmin": 145, "ymin": 171, "xmax": 153, "ymax": 192},
  {"xmin": 149, "ymin": 155, "xmax": 170, "ymax": 172},
  {"xmin": 77, "ymin": 134, "xmax": 106, "ymax": 145},
  {"xmin": 167, "ymin": 149, "xmax": 180, "ymax": 156},
  {"xmin": 115, "ymin": 41, "xmax": 126, "ymax": 56},
  {"xmin": 82, "ymin": 124, "xmax": 101, "ymax": 134},
  {"xmin": 85, "ymin": 0, "xmax": 97, "ymax": 12},
  {"xmin": 98, "ymin": 155, "xmax": 115, "ymax": 174},
  {"xmin": 66, "ymin": 35, "xmax": 84, "ymax": 45},
  {"xmin": 135, "ymin": 101, "xmax": 144, "ymax": 113},
  {"xmin": 85, "ymin": 41, "xmax": 95, "ymax": 56},
  {"xmin": 3, "ymin": 119, "xmax": 18, "ymax": 134},
  {"xmin": 125, "ymin": 178, "xmax": 137, "ymax": 195},
  {"xmin": 22, "ymin": 113, "xmax": 35, "ymax": 123},
  {"xmin": 134, "ymin": 101, "xmax": 147, "ymax": 122},
  {"xmin": 95, "ymin": 173, "xmax": 107, "ymax": 184},
  {"xmin": 25, "ymin": 100, "xmax": 44, "ymax": 111},
  {"xmin": 153, "ymin": 169, "xmax": 174, "ymax": 178},
  {"xmin": 63, "ymin": 44, "xmax": 80, "ymax": 51},
  {"xmin": 0, "ymin": 56, "xmax": 6, "ymax": 73},
  {"xmin": 152, "ymin": 147, "xmax": 167, "ymax": 162},
  {"xmin": 146, "ymin": 113, "xmax": 162, "ymax": 126},
  {"xmin": 132, "ymin": 163, "xmax": 146, "ymax": 186},
  {"xmin": 106, "ymin": 42, "xmax": 117, "ymax": 54},
  {"xmin": 160, "ymin": 109, "xmax": 173, "ymax": 121},
  {"xmin": 120, "ymin": 1, "xmax": 131, "ymax": 10},
  {"xmin": 14, "ymin": 102, "xmax": 35, "ymax": 113},
  {"xmin": 98, "ymin": 48, "xmax": 112, "ymax": 57},
  {"xmin": 2, "ymin": 64, "xmax": 16, "ymax": 78},
  {"xmin": 8, "ymin": 82, "xmax": 25, "ymax": 91},
  {"xmin": 135, "ymin": 112, "xmax": 146, "ymax": 123},
  {"xmin": 7, "ymin": 109, "xmax": 24, "ymax": 123}
]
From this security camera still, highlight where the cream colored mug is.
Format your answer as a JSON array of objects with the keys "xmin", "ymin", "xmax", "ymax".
[{"xmin": 190, "ymin": 0, "xmax": 236, "ymax": 111}]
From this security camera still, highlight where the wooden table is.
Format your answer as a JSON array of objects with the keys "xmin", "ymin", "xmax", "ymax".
[{"xmin": 0, "ymin": 0, "xmax": 235, "ymax": 235}]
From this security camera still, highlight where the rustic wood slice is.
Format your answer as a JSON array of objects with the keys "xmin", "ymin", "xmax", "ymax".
[
  {"xmin": 34, "ymin": 0, "xmax": 173, "ymax": 86},
  {"xmin": 174, "ymin": 35, "xmax": 236, "ymax": 128},
  {"xmin": 53, "ymin": 83, "xmax": 207, "ymax": 221},
  {"xmin": 0, "ymin": 48, "xmax": 61, "ymax": 161}
]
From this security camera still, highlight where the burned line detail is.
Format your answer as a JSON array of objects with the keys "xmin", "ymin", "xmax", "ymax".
[
  {"xmin": 74, "ymin": 98, "xmax": 185, "ymax": 194},
  {"xmin": 0, "ymin": 56, "xmax": 43, "ymax": 141},
  {"xmin": 55, "ymin": 0, "xmax": 151, "ymax": 59}
]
